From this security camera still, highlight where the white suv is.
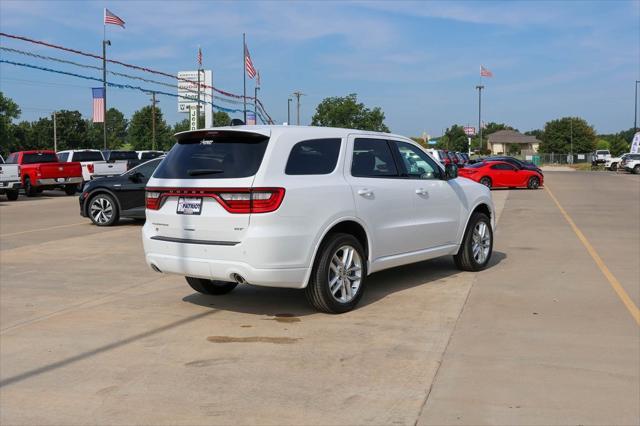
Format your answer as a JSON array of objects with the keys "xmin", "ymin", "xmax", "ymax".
[{"xmin": 142, "ymin": 126, "xmax": 495, "ymax": 313}]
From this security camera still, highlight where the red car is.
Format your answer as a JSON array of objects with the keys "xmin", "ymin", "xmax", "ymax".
[
  {"xmin": 458, "ymin": 160, "xmax": 543, "ymax": 189},
  {"xmin": 5, "ymin": 150, "xmax": 82, "ymax": 196}
]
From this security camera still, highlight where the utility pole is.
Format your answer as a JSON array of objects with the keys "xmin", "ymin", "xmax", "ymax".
[
  {"xmin": 52, "ymin": 111, "xmax": 57, "ymax": 152},
  {"xmin": 102, "ymin": 39, "xmax": 110, "ymax": 150},
  {"xmin": 287, "ymin": 98, "xmax": 292, "ymax": 124},
  {"xmin": 150, "ymin": 92, "xmax": 159, "ymax": 150},
  {"xmin": 635, "ymin": 80, "xmax": 639, "ymax": 133},
  {"xmin": 292, "ymin": 91, "xmax": 305, "ymax": 125},
  {"xmin": 570, "ymin": 117, "xmax": 573, "ymax": 164},
  {"xmin": 254, "ymin": 86, "xmax": 260, "ymax": 124},
  {"xmin": 476, "ymin": 85, "xmax": 484, "ymax": 152}
]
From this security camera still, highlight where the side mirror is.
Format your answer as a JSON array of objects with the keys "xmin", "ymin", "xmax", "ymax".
[
  {"xmin": 444, "ymin": 163, "xmax": 458, "ymax": 180},
  {"xmin": 129, "ymin": 171, "xmax": 144, "ymax": 183}
]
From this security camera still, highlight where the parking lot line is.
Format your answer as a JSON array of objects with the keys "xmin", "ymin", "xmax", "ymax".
[
  {"xmin": 546, "ymin": 185, "xmax": 640, "ymax": 325},
  {"xmin": 0, "ymin": 221, "xmax": 87, "ymax": 238}
]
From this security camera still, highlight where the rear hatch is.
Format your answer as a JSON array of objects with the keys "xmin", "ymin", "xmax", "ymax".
[{"xmin": 145, "ymin": 129, "xmax": 277, "ymax": 244}]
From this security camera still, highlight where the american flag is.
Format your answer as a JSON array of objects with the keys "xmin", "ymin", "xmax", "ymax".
[
  {"xmin": 92, "ymin": 88, "xmax": 105, "ymax": 123},
  {"xmin": 244, "ymin": 43, "xmax": 257, "ymax": 79},
  {"xmin": 480, "ymin": 65, "xmax": 493, "ymax": 77},
  {"xmin": 104, "ymin": 8, "xmax": 125, "ymax": 28},
  {"xmin": 198, "ymin": 47, "xmax": 202, "ymax": 67}
]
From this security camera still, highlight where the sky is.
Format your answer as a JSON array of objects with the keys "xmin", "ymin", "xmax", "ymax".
[{"xmin": 0, "ymin": 0, "xmax": 639, "ymax": 138}]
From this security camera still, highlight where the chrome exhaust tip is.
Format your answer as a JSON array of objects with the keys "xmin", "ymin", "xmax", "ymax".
[
  {"xmin": 231, "ymin": 273, "xmax": 246, "ymax": 285},
  {"xmin": 150, "ymin": 264, "xmax": 162, "ymax": 273}
]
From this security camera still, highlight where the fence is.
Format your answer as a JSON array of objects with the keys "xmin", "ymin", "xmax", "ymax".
[{"xmin": 513, "ymin": 153, "xmax": 594, "ymax": 165}]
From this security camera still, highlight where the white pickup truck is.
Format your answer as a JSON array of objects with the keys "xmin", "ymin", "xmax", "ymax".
[
  {"xmin": 57, "ymin": 149, "xmax": 106, "ymax": 184},
  {"xmin": 92, "ymin": 150, "xmax": 141, "ymax": 179},
  {"xmin": 0, "ymin": 154, "xmax": 21, "ymax": 201}
]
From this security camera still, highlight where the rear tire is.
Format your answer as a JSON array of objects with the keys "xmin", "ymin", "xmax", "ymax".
[
  {"xmin": 305, "ymin": 233, "xmax": 367, "ymax": 314},
  {"xmin": 527, "ymin": 176, "xmax": 540, "ymax": 189},
  {"xmin": 479, "ymin": 177, "xmax": 492, "ymax": 188},
  {"xmin": 609, "ymin": 163, "xmax": 618, "ymax": 171},
  {"xmin": 64, "ymin": 185, "xmax": 77, "ymax": 195},
  {"xmin": 185, "ymin": 277, "xmax": 237, "ymax": 295},
  {"xmin": 88, "ymin": 193, "xmax": 119, "ymax": 226},
  {"xmin": 23, "ymin": 177, "xmax": 36, "ymax": 197},
  {"xmin": 5, "ymin": 190, "xmax": 19, "ymax": 201},
  {"xmin": 454, "ymin": 212, "xmax": 493, "ymax": 272}
]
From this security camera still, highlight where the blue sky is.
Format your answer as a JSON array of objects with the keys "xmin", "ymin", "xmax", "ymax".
[{"xmin": 1, "ymin": 0, "xmax": 638, "ymax": 137}]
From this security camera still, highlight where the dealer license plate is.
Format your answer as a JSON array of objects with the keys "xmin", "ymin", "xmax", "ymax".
[{"xmin": 177, "ymin": 197, "xmax": 202, "ymax": 215}]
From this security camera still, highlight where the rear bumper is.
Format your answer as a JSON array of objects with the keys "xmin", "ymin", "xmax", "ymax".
[
  {"xmin": 37, "ymin": 177, "xmax": 82, "ymax": 186},
  {"xmin": 0, "ymin": 181, "xmax": 21, "ymax": 190}
]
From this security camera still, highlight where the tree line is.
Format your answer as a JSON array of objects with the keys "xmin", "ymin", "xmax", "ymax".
[
  {"xmin": 0, "ymin": 92, "xmax": 231, "ymax": 156},
  {"xmin": 1, "ymin": 91, "xmax": 635, "ymax": 157}
]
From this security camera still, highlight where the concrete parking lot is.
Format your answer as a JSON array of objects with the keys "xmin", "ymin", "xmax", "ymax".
[{"xmin": 1, "ymin": 171, "xmax": 638, "ymax": 425}]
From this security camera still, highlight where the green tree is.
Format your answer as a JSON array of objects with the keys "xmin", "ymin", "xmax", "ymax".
[
  {"xmin": 443, "ymin": 125, "xmax": 469, "ymax": 152},
  {"xmin": 540, "ymin": 117, "xmax": 596, "ymax": 154},
  {"xmin": 213, "ymin": 111, "xmax": 231, "ymax": 127},
  {"xmin": 127, "ymin": 105, "xmax": 173, "ymax": 150},
  {"xmin": 173, "ymin": 118, "xmax": 190, "ymax": 134},
  {"xmin": 311, "ymin": 93, "xmax": 389, "ymax": 132},
  {"xmin": 595, "ymin": 139, "xmax": 610, "ymax": 150},
  {"xmin": 0, "ymin": 92, "xmax": 22, "ymax": 155},
  {"xmin": 608, "ymin": 136, "xmax": 630, "ymax": 156},
  {"xmin": 52, "ymin": 110, "xmax": 89, "ymax": 150},
  {"xmin": 86, "ymin": 108, "xmax": 129, "ymax": 149}
]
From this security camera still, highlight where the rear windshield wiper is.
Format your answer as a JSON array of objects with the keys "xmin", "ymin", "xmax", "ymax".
[{"xmin": 187, "ymin": 169, "xmax": 224, "ymax": 176}]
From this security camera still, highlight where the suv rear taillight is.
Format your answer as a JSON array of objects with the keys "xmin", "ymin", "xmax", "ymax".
[
  {"xmin": 87, "ymin": 163, "xmax": 94, "ymax": 173},
  {"xmin": 146, "ymin": 188, "xmax": 285, "ymax": 214}
]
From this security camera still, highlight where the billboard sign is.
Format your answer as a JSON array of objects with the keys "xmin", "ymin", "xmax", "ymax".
[
  {"xmin": 463, "ymin": 126, "xmax": 476, "ymax": 136},
  {"xmin": 178, "ymin": 70, "xmax": 213, "ymax": 128},
  {"xmin": 246, "ymin": 111, "xmax": 256, "ymax": 125}
]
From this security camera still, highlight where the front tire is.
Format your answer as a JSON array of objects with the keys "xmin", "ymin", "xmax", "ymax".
[
  {"xmin": 88, "ymin": 193, "xmax": 119, "ymax": 226},
  {"xmin": 454, "ymin": 212, "xmax": 493, "ymax": 271},
  {"xmin": 5, "ymin": 190, "xmax": 19, "ymax": 201},
  {"xmin": 634, "ymin": 165, "xmax": 640, "ymax": 175},
  {"xmin": 305, "ymin": 233, "xmax": 366, "ymax": 314},
  {"xmin": 609, "ymin": 163, "xmax": 618, "ymax": 171},
  {"xmin": 479, "ymin": 177, "xmax": 492, "ymax": 188},
  {"xmin": 185, "ymin": 277, "xmax": 237, "ymax": 295},
  {"xmin": 527, "ymin": 176, "xmax": 540, "ymax": 189}
]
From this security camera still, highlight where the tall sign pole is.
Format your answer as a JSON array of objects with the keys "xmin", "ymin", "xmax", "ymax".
[
  {"xmin": 102, "ymin": 37, "xmax": 110, "ymax": 150},
  {"xmin": 243, "ymin": 33, "xmax": 247, "ymax": 123},
  {"xmin": 52, "ymin": 111, "xmax": 57, "ymax": 152},
  {"xmin": 635, "ymin": 80, "xmax": 639, "ymax": 133},
  {"xmin": 476, "ymin": 85, "xmax": 484, "ymax": 152},
  {"xmin": 287, "ymin": 98, "xmax": 292, "ymax": 124}
]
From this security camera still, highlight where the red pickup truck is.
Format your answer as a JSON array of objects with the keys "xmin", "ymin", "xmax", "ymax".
[{"xmin": 5, "ymin": 150, "xmax": 83, "ymax": 196}]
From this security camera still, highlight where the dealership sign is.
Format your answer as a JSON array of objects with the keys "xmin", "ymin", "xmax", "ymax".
[
  {"xmin": 178, "ymin": 70, "xmax": 213, "ymax": 128},
  {"xmin": 463, "ymin": 126, "xmax": 476, "ymax": 136},
  {"xmin": 631, "ymin": 132, "xmax": 640, "ymax": 154}
]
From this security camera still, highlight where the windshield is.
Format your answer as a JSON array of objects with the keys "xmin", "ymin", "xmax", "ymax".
[
  {"xmin": 22, "ymin": 153, "xmax": 58, "ymax": 164},
  {"xmin": 153, "ymin": 133, "xmax": 269, "ymax": 179}
]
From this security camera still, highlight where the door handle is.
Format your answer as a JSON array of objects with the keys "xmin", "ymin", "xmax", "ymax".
[
  {"xmin": 415, "ymin": 188, "xmax": 429, "ymax": 196},
  {"xmin": 357, "ymin": 188, "xmax": 373, "ymax": 197}
]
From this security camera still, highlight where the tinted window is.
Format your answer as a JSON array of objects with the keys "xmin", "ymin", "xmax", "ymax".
[
  {"xmin": 467, "ymin": 161, "xmax": 486, "ymax": 169},
  {"xmin": 74, "ymin": 151, "xmax": 104, "ymax": 162},
  {"xmin": 351, "ymin": 139, "xmax": 398, "ymax": 178},
  {"xmin": 128, "ymin": 158, "xmax": 161, "ymax": 178},
  {"xmin": 23, "ymin": 153, "xmax": 58, "ymax": 164},
  {"xmin": 140, "ymin": 151, "xmax": 163, "ymax": 160},
  {"xmin": 57, "ymin": 152, "xmax": 69, "ymax": 162},
  {"xmin": 393, "ymin": 142, "xmax": 440, "ymax": 179},
  {"xmin": 491, "ymin": 163, "xmax": 516, "ymax": 170},
  {"xmin": 5, "ymin": 153, "xmax": 17, "ymax": 164},
  {"xmin": 107, "ymin": 151, "xmax": 138, "ymax": 161},
  {"xmin": 154, "ymin": 133, "xmax": 268, "ymax": 179},
  {"xmin": 285, "ymin": 138, "xmax": 341, "ymax": 175}
]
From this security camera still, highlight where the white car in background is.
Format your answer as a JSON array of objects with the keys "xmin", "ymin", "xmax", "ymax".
[
  {"xmin": 142, "ymin": 126, "xmax": 495, "ymax": 313},
  {"xmin": 57, "ymin": 149, "xmax": 105, "ymax": 184},
  {"xmin": 136, "ymin": 150, "xmax": 165, "ymax": 160},
  {"xmin": 604, "ymin": 153, "xmax": 630, "ymax": 171},
  {"xmin": 0, "ymin": 154, "xmax": 21, "ymax": 201}
]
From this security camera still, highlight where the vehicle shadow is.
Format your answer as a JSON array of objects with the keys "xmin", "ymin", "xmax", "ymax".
[
  {"xmin": 182, "ymin": 251, "xmax": 507, "ymax": 317},
  {"xmin": 0, "ymin": 190, "xmax": 76, "ymax": 205}
]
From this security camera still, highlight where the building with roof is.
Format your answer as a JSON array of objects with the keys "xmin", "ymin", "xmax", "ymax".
[{"xmin": 487, "ymin": 130, "xmax": 541, "ymax": 155}]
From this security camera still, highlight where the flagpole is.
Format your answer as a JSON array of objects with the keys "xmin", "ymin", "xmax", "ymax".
[
  {"xmin": 102, "ymin": 11, "xmax": 108, "ymax": 150},
  {"xmin": 243, "ymin": 33, "xmax": 247, "ymax": 123},
  {"xmin": 197, "ymin": 47, "xmax": 201, "ymax": 130}
]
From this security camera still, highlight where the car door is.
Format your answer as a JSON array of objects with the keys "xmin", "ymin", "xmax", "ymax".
[
  {"xmin": 490, "ymin": 162, "xmax": 519, "ymax": 187},
  {"xmin": 116, "ymin": 159, "xmax": 161, "ymax": 213},
  {"xmin": 391, "ymin": 141, "xmax": 462, "ymax": 248},
  {"xmin": 344, "ymin": 136, "xmax": 420, "ymax": 260}
]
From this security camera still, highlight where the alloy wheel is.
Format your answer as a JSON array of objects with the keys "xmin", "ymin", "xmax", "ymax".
[
  {"xmin": 90, "ymin": 197, "xmax": 113, "ymax": 224},
  {"xmin": 471, "ymin": 222, "xmax": 491, "ymax": 264},
  {"xmin": 327, "ymin": 245, "xmax": 362, "ymax": 303}
]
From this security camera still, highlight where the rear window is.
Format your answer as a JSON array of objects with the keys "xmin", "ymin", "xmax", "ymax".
[
  {"xmin": 107, "ymin": 151, "xmax": 138, "ymax": 161},
  {"xmin": 140, "ymin": 151, "xmax": 163, "ymax": 160},
  {"xmin": 22, "ymin": 153, "xmax": 58, "ymax": 164},
  {"xmin": 285, "ymin": 138, "xmax": 341, "ymax": 175},
  {"xmin": 74, "ymin": 151, "xmax": 104, "ymax": 162},
  {"xmin": 466, "ymin": 161, "xmax": 485, "ymax": 168},
  {"xmin": 154, "ymin": 133, "xmax": 269, "ymax": 179}
]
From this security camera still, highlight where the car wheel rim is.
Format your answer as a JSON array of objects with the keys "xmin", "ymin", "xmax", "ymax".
[
  {"xmin": 90, "ymin": 197, "xmax": 113, "ymax": 224},
  {"xmin": 481, "ymin": 178, "xmax": 490, "ymax": 187},
  {"xmin": 471, "ymin": 222, "xmax": 491, "ymax": 264},
  {"xmin": 327, "ymin": 245, "xmax": 362, "ymax": 303},
  {"xmin": 530, "ymin": 177, "xmax": 539, "ymax": 188}
]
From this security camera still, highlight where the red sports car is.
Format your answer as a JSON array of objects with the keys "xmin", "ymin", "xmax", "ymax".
[{"xmin": 458, "ymin": 160, "xmax": 543, "ymax": 189}]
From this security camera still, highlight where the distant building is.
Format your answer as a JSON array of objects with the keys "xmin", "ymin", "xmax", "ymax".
[{"xmin": 487, "ymin": 130, "xmax": 541, "ymax": 155}]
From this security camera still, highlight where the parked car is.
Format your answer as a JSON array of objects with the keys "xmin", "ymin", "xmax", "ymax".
[
  {"xmin": 447, "ymin": 151, "xmax": 459, "ymax": 165},
  {"xmin": 622, "ymin": 153, "xmax": 640, "ymax": 174},
  {"xmin": 454, "ymin": 152, "xmax": 466, "ymax": 166},
  {"xmin": 142, "ymin": 126, "xmax": 495, "ymax": 313},
  {"xmin": 426, "ymin": 149, "xmax": 447, "ymax": 165},
  {"xmin": 458, "ymin": 160, "xmax": 543, "ymax": 189},
  {"xmin": 137, "ymin": 150, "xmax": 165, "ymax": 160},
  {"xmin": 5, "ymin": 150, "xmax": 82, "ymax": 196},
  {"xmin": 605, "ymin": 153, "xmax": 630, "ymax": 171},
  {"xmin": 484, "ymin": 155, "xmax": 543, "ymax": 174},
  {"xmin": 94, "ymin": 150, "xmax": 142, "ymax": 178},
  {"xmin": 0, "ymin": 154, "xmax": 21, "ymax": 201},
  {"xmin": 57, "ymin": 149, "xmax": 105, "ymax": 185},
  {"xmin": 593, "ymin": 149, "xmax": 611, "ymax": 164},
  {"xmin": 79, "ymin": 157, "xmax": 164, "ymax": 226}
]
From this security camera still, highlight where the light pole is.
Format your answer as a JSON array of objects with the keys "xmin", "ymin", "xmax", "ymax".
[
  {"xmin": 102, "ymin": 39, "xmax": 110, "ymax": 150},
  {"xmin": 476, "ymin": 85, "xmax": 484, "ymax": 152},
  {"xmin": 52, "ymin": 111, "xmax": 57, "ymax": 152},
  {"xmin": 287, "ymin": 98, "xmax": 292, "ymax": 124},
  {"xmin": 634, "ymin": 80, "xmax": 639, "ymax": 133},
  {"xmin": 292, "ymin": 91, "xmax": 305, "ymax": 125},
  {"xmin": 254, "ymin": 86, "xmax": 260, "ymax": 124}
]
